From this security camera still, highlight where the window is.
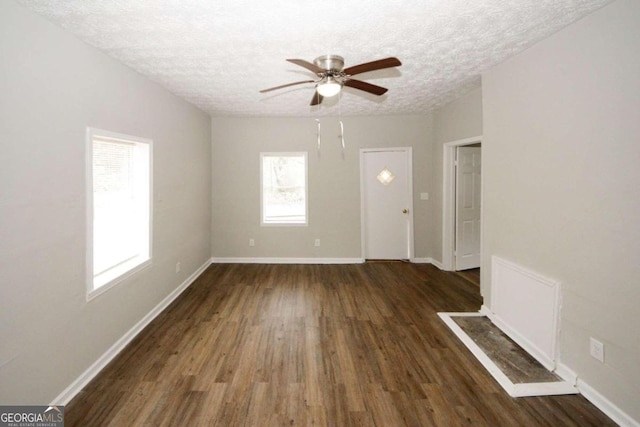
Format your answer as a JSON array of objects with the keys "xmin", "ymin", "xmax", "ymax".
[
  {"xmin": 261, "ymin": 152, "xmax": 308, "ymax": 225},
  {"xmin": 87, "ymin": 128, "xmax": 152, "ymax": 299}
]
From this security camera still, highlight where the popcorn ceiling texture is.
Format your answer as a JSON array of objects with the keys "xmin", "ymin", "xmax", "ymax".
[{"xmin": 17, "ymin": 0, "xmax": 612, "ymax": 117}]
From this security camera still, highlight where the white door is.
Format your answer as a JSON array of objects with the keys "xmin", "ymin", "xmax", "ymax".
[
  {"xmin": 362, "ymin": 149, "xmax": 412, "ymax": 260},
  {"xmin": 455, "ymin": 146, "xmax": 481, "ymax": 270}
]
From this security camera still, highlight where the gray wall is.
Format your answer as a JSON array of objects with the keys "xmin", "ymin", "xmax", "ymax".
[
  {"xmin": 482, "ymin": 0, "xmax": 640, "ymax": 421},
  {"xmin": 0, "ymin": 1, "xmax": 211, "ymax": 404},
  {"xmin": 211, "ymin": 115, "xmax": 435, "ymax": 259}
]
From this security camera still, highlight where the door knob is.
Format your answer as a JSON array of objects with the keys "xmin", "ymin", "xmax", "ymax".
[{"xmin": 402, "ymin": 209, "xmax": 409, "ymax": 214}]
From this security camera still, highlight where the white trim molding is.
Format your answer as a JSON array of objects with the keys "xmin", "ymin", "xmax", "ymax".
[
  {"xmin": 51, "ymin": 258, "xmax": 212, "ymax": 405},
  {"xmin": 577, "ymin": 380, "xmax": 640, "ymax": 427},
  {"xmin": 86, "ymin": 127, "xmax": 154, "ymax": 301},
  {"xmin": 412, "ymin": 258, "xmax": 444, "ymax": 269},
  {"xmin": 442, "ymin": 135, "xmax": 482, "ymax": 271},
  {"xmin": 260, "ymin": 152, "xmax": 309, "ymax": 227},
  {"xmin": 554, "ymin": 363, "xmax": 578, "ymax": 386},
  {"xmin": 211, "ymin": 257, "xmax": 364, "ymax": 264}
]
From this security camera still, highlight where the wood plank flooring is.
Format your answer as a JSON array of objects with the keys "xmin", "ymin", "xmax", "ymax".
[
  {"xmin": 454, "ymin": 268, "xmax": 480, "ymax": 287},
  {"xmin": 65, "ymin": 263, "xmax": 614, "ymax": 426}
]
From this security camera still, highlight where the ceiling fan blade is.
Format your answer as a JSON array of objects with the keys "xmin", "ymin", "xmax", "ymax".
[
  {"xmin": 260, "ymin": 80, "xmax": 315, "ymax": 93},
  {"xmin": 343, "ymin": 57, "xmax": 402, "ymax": 76},
  {"xmin": 344, "ymin": 79, "xmax": 388, "ymax": 96},
  {"xmin": 287, "ymin": 59, "xmax": 325, "ymax": 75},
  {"xmin": 310, "ymin": 91, "xmax": 323, "ymax": 106}
]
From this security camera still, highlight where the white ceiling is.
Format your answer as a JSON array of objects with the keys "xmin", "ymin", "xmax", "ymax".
[{"xmin": 17, "ymin": 0, "xmax": 611, "ymax": 117}]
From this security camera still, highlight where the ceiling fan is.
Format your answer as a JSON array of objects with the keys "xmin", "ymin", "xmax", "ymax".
[{"xmin": 260, "ymin": 55, "xmax": 402, "ymax": 106}]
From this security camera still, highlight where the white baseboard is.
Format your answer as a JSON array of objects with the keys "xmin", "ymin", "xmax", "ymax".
[
  {"xmin": 578, "ymin": 379, "xmax": 640, "ymax": 427},
  {"xmin": 51, "ymin": 258, "xmax": 212, "ymax": 405},
  {"xmin": 411, "ymin": 257, "xmax": 444, "ymax": 269},
  {"xmin": 211, "ymin": 257, "xmax": 446, "ymax": 267},
  {"xmin": 429, "ymin": 258, "xmax": 444, "ymax": 269},
  {"xmin": 554, "ymin": 363, "xmax": 577, "ymax": 386},
  {"xmin": 480, "ymin": 304, "xmax": 492, "ymax": 316},
  {"xmin": 211, "ymin": 257, "xmax": 364, "ymax": 264}
]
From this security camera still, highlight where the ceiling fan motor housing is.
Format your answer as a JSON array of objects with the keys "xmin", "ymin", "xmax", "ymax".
[
  {"xmin": 314, "ymin": 55, "xmax": 345, "ymax": 72},
  {"xmin": 260, "ymin": 55, "xmax": 401, "ymax": 105}
]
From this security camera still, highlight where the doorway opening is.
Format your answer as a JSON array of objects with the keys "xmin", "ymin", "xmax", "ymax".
[{"xmin": 442, "ymin": 136, "xmax": 482, "ymax": 272}]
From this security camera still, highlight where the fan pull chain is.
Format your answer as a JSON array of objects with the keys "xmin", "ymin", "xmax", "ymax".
[
  {"xmin": 316, "ymin": 119, "xmax": 321, "ymax": 151},
  {"xmin": 338, "ymin": 92, "xmax": 345, "ymax": 153}
]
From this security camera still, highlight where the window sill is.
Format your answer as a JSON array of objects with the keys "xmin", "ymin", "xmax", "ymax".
[
  {"xmin": 261, "ymin": 222, "xmax": 308, "ymax": 227},
  {"xmin": 87, "ymin": 256, "xmax": 151, "ymax": 301}
]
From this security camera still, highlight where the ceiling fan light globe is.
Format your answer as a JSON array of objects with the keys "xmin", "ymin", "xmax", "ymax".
[{"xmin": 317, "ymin": 82, "xmax": 341, "ymax": 97}]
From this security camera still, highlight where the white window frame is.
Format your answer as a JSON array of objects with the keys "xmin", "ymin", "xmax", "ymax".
[
  {"xmin": 86, "ymin": 127, "xmax": 153, "ymax": 301},
  {"xmin": 260, "ymin": 152, "xmax": 308, "ymax": 226}
]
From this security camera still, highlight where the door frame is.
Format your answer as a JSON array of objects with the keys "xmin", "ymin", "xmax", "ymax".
[
  {"xmin": 360, "ymin": 147, "xmax": 415, "ymax": 261},
  {"xmin": 442, "ymin": 136, "xmax": 482, "ymax": 271}
]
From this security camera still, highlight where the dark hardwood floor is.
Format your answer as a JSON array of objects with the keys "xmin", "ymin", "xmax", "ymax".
[
  {"xmin": 454, "ymin": 267, "xmax": 480, "ymax": 287},
  {"xmin": 65, "ymin": 263, "xmax": 614, "ymax": 426}
]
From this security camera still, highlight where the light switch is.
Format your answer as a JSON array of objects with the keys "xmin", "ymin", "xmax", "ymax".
[{"xmin": 420, "ymin": 192, "xmax": 429, "ymax": 200}]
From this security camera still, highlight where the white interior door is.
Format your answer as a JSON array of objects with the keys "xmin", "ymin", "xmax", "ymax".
[
  {"xmin": 362, "ymin": 149, "xmax": 412, "ymax": 260},
  {"xmin": 455, "ymin": 146, "xmax": 481, "ymax": 270}
]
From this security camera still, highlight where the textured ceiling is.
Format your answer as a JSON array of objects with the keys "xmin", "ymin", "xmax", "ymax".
[{"xmin": 17, "ymin": 0, "xmax": 612, "ymax": 117}]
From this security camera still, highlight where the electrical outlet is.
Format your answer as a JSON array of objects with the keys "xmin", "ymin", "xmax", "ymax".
[
  {"xmin": 175, "ymin": 262, "xmax": 181, "ymax": 273},
  {"xmin": 590, "ymin": 337, "xmax": 604, "ymax": 363},
  {"xmin": 249, "ymin": 238, "xmax": 255, "ymax": 247},
  {"xmin": 314, "ymin": 239, "xmax": 320, "ymax": 247}
]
